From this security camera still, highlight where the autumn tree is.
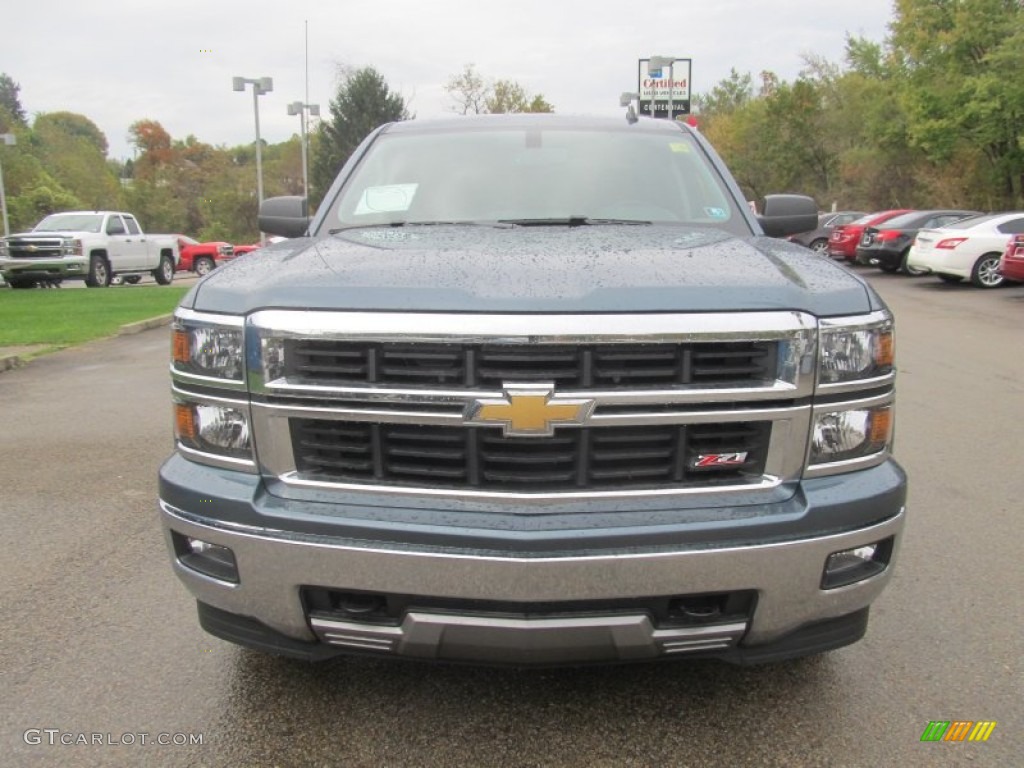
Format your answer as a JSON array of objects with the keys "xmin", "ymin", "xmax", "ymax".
[{"xmin": 310, "ymin": 67, "xmax": 411, "ymax": 207}]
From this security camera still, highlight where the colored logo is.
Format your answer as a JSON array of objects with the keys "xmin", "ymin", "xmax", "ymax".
[
  {"xmin": 466, "ymin": 383, "xmax": 594, "ymax": 437},
  {"xmin": 920, "ymin": 721, "xmax": 996, "ymax": 742},
  {"xmin": 692, "ymin": 452, "xmax": 748, "ymax": 469}
]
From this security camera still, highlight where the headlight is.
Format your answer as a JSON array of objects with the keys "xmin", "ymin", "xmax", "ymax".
[
  {"xmin": 819, "ymin": 313, "xmax": 894, "ymax": 385},
  {"xmin": 810, "ymin": 405, "xmax": 892, "ymax": 466},
  {"xmin": 61, "ymin": 238, "xmax": 83, "ymax": 256},
  {"xmin": 0, "ymin": 240, "xmax": 8, "ymax": 257},
  {"xmin": 172, "ymin": 312, "xmax": 245, "ymax": 382},
  {"xmin": 174, "ymin": 400, "xmax": 254, "ymax": 465}
]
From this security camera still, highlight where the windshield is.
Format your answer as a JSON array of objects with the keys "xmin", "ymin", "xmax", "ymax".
[
  {"xmin": 325, "ymin": 126, "xmax": 748, "ymax": 235},
  {"xmin": 33, "ymin": 214, "xmax": 104, "ymax": 233}
]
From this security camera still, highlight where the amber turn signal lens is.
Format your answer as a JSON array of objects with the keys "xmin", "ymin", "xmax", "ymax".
[
  {"xmin": 172, "ymin": 330, "xmax": 190, "ymax": 364},
  {"xmin": 174, "ymin": 403, "xmax": 196, "ymax": 441},
  {"xmin": 875, "ymin": 330, "xmax": 894, "ymax": 369},
  {"xmin": 869, "ymin": 407, "xmax": 893, "ymax": 444}
]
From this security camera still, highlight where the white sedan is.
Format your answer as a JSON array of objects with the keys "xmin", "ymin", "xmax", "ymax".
[{"xmin": 906, "ymin": 212, "xmax": 1024, "ymax": 288}]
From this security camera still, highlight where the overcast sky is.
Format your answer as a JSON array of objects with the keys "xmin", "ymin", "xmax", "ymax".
[{"xmin": 5, "ymin": 0, "xmax": 895, "ymax": 161}]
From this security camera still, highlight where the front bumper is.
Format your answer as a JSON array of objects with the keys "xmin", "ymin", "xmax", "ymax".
[
  {"xmin": 0, "ymin": 256, "xmax": 88, "ymax": 279},
  {"xmin": 159, "ymin": 457, "xmax": 906, "ymax": 665}
]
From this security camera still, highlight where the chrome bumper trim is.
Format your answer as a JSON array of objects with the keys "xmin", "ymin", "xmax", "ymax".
[{"xmin": 309, "ymin": 613, "xmax": 748, "ymax": 664}]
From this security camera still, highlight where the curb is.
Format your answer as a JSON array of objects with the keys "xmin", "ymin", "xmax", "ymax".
[
  {"xmin": 0, "ymin": 314, "xmax": 173, "ymax": 373},
  {"xmin": 118, "ymin": 313, "xmax": 174, "ymax": 336}
]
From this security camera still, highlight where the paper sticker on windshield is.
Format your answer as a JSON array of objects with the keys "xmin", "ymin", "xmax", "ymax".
[
  {"xmin": 353, "ymin": 184, "xmax": 418, "ymax": 215},
  {"xmin": 704, "ymin": 207, "xmax": 728, "ymax": 219},
  {"xmin": 669, "ymin": 143, "xmax": 691, "ymax": 153}
]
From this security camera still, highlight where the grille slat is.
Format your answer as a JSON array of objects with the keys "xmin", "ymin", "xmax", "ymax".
[
  {"xmin": 285, "ymin": 340, "xmax": 777, "ymax": 388},
  {"xmin": 290, "ymin": 420, "xmax": 770, "ymax": 492}
]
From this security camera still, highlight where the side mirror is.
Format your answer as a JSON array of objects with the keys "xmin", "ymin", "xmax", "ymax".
[
  {"xmin": 258, "ymin": 196, "xmax": 309, "ymax": 238},
  {"xmin": 756, "ymin": 194, "xmax": 818, "ymax": 238}
]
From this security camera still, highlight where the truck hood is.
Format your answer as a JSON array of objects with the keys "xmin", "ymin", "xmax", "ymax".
[
  {"xmin": 9, "ymin": 230, "xmax": 91, "ymax": 238},
  {"xmin": 186, "ymin": 225, "xmax": 879, "ymax": 317}
]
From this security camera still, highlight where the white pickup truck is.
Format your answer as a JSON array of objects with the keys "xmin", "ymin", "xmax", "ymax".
[{"xmin": 0, "ymin": 211, "xmax": 179, "ymax": 288}]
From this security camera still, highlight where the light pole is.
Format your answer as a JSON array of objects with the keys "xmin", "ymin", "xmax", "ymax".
[
  {"xmin": 0, "ymin": 132, "xmax": 15, "ymax": 237},
  {"xmin": 648, "ymin": 56, "xmax": 675, "ymax": 120},
  {"xmin": 232, "ymin": 75, "xmax": 273, "ymax": 214},
  {"xmin": 287, "ymin": 101, "xmax": 319, "ymax": 204}
]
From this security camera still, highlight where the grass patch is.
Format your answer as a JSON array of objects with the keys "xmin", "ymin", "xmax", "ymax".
[{"xmin": 0, "ymin": 286, "xmax": 188, "ymax": 347}]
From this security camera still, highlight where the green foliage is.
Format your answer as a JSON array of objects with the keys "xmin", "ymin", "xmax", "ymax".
[
  {"xmin": 0, "ymin": 73, "xmax": 26, "ymax": 127},
  {"xmin": 699, "ymin": 0, "xmax": 1024, "ymax": 211},
  {"xmin": 694, "ymin": 69, "xmax": 754, "ymax": 116},
  {"xmin": 310, "ymin": 67, "xmax": 411, "ymax": 207},
  {"xmin": 487, "ymin": 80, "xmax": 554, "ymax": 114},
  {"xmin": 31, "ymin": 112, "xmax": 121, "ymax": 211},
  {"xmin": 446, "ymin": 64, "xmax": 555, "ymax": 115}
]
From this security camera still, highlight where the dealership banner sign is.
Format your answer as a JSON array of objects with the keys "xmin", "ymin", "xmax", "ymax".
[{"xmin": 638, "ymin": 58, "xmax": 692, "ymax": 119}]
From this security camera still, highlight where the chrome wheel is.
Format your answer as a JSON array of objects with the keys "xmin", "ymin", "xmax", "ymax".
[
  {"xmin": 971, "ymin": 254, "xmax": 1004, "ymax": 288},
  {"xmin": 194, "ymin": 257, "xmax": 215, "ymax": 277},
  {"xmin": 810, "ymin": 238, "xmax": 829, "ymax": 256}
]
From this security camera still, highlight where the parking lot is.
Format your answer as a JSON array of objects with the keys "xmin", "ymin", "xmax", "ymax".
[{"xmin": 1, "ymin": 268, "xmax": 1021, "ymax": 767}]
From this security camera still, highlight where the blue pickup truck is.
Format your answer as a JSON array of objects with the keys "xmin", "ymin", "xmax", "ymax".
[{"xmin": 159, "ymin": 114, "xmax": 906, "ymax": 666}]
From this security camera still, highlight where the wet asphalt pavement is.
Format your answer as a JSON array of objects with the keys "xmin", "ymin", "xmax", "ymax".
[{"xmin": 1, "ymin": 269, "xmax": 1021, "ymax": 767}]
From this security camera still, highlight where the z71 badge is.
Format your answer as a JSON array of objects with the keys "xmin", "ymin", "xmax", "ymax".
[{"xmin": 692, "ymin": 452, "xmax": 749, "ymax": 468}]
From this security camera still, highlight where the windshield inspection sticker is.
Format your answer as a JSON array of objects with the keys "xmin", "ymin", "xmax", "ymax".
[
  {"xmin": 354, "ymin": 184, "xmax": 418, "ymax": 215},
  {"xmin": 669, "ymin": 143, "xmax": 691, "ymax": 153},
  {"xmin": 704, "ymin": 207, "xmax": 728, "ymax": 219}
]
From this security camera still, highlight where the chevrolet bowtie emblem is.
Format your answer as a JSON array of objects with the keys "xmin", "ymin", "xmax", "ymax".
[{"xmin": 466, "ymin": 383, "xmax": 595, "ymax": 437}]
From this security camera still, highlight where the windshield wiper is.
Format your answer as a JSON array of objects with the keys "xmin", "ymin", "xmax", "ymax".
[
  {"xmin": 497, "ymin": 216, "xmax": 651, "ymax": 227},
  {"xmin": 329, "ymin": 221, "xmax": 513, "ymax": 234}
]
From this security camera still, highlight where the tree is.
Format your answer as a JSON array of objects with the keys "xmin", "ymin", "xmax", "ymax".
[
  {"xmin": 890, "ymin": 0, "xmax": 1024, "ymax": 205},
  {"xmin": 445, "ymin": 64, "xmax": 490, "ymax": 115},
  {"xmin": 486, "ymin": 80, "xmax": 554, "ymax": 114},
  {"xmin": 445, "ymin": 64, "xmax": 555, "ymax": 115},
  {"xmin": 310, "ymin": 67, "xmax": 411, "ymax": 207},
  {"xmin": 693, "ymin": 69, "xmax": 753, "ymax": 117},
  {"xmin": 0, "ymin": 73, "xmax": 27, "ymax": 128},
  {"xmin": 31, "ymin": 112, "xmax": 120, "ymax": 211}
]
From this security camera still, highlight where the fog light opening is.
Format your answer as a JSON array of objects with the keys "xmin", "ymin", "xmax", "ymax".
[
  {"xmin": 822, "ymin": 537, "xmax": 894, "ymax": 589},
  {"xmin": 173, "ymin": 532, "xmax": 239, "ymax": 583}
]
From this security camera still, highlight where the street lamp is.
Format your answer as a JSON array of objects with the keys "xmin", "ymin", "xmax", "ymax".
[
  {"xmin": 232, "ymin": 75, "xmax": 273, "ymax": 218},
  {"xmin": 648, "ymin": 56, "xmax": 675, "ymax": 120},
  {"xmin": 619, "ymin": 92, "xmax": 639, "ymax": 123},
  {"xmin": 0, "ymin": 132, "xmax": 15, "ymax": 237},
  {"xmin": 287, "ymin": 100, "xmax": 319, "ymax": 205}
]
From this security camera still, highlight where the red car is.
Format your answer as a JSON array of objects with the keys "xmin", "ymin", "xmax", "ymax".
[
  {"xmin": 998, "ymin": 234, "xmax": 1024, "ymax": 282},
  {"xmin": 176, "ymin": 235, "xmax": 234, "ymax": 276},
  {"xmin": 828, "ymin": 209, "xmax": 914, "ymax": 261}
]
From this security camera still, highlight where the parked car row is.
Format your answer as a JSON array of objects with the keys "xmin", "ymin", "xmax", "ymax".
[{"xmin": 790, "ymin": 208, "xmax": 1024, "ymax": 289}]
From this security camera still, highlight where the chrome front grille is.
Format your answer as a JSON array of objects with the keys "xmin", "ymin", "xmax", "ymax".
[
  {"xmin": 290, "ymin": 419, "xmax": 771, "ymax": 492},
  {"xmin": 284, "ymin": 339, "xmax": 777, "ymax": 389},
  {"xmin": 7, "ymin": 238, "xmax": 65, "ymax": 259},
  {"xmin": 246, "ymin": 310, "xmax": 818, "ymax": 499}
]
